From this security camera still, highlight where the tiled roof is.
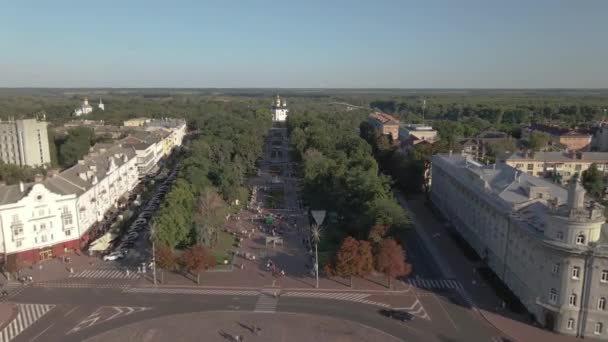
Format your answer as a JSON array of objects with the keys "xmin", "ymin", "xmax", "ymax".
[
  {"xmin": 369, "ymin": 112, "xmax": 399, "ymax": 125},
  {"xmin": 0, "ymin": 143, "xmax": 136, "ymax": 205}
]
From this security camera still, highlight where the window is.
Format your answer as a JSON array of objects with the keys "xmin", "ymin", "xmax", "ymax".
[
  {"xmin": 15, "ymin": 240, "xmax": 22, "ymax": 247},
  {"xmin": 65, "ymin": 229, "xmax": 71, "ymax": 236},
  {"xmin": 572, "ymin": 266, "xmax": 581, "ymax": 279},
  {"xmin": 570, "ymin": 293, "xmax": 578, "ymax": 306},
  {"xmin": 557, "ymin": 231, "xmax": 564, "ymax": 240},
  {"xmin": 40, "ymin": 223, "xmax": 46, "ymax": 230},
  {"xmin": 38, "ymin": 209, "xmax": 44, "ymax": 217},
  {"xmin": 34, "ymin": 237, "xmax": 38, "ymax": 244},
  {"xmin": 576, "ymin": 234, "xmax": 586, "ymax": 245},
  {"xmin": 552, "ymin": 263, "xmax": 560, "ymax": 274},
  {"xmin": 602, "ymin": 270, "xmax": 608, "ymax": 283},
  {"xmin": 567, "ymin": 319, "xmax": 575, "ymax": 330},
  {"xmin": 549, "ymin": 288, "xmax": 558, "ymax": 304},
  {"xmin": 41, "ymin": 235, "xmax": 47, "ymax": 243},
  {"xmin": 527, "ymin": 163, "xmax": 534, "ymax": 171},
  {"xmin": 596, "ymin": 322, "xmax": 603, "ymax": 335},
  {"xmin": 575, "ymin": 164, "xmax": 582, "ymax": 171},
  {"xmin": 599, "ymin": 298, "xmax": 606, "ymax": 311}
]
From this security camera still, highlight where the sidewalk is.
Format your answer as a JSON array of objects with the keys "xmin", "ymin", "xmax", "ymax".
[
  {"xmin": 1, "ymin": 253, "xmax": 103, "ymax": 284},
  {"xmin": 398, "ymin": 192, "xmax": 584, "ymax": 342},
  {"xmin": 0, "ymin": 303, "xmax": 17, "ymax": 330}
]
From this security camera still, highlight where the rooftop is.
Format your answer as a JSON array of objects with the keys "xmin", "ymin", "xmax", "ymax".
[
  {"xmin": 503, "ymin": 151, "xmax": 608, "ymax": 162},
  {"xmin": 369, "ymin": 112, "xmax": 399, "ymax": 125}
]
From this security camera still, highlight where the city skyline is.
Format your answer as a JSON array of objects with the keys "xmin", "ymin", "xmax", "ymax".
[{"xmin": 1, "ymin": 0, "xmax": 607, "ymax": 88}]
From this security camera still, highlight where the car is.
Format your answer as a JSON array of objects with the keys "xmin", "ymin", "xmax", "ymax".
[
  {"xmin": 134, "ymin": 219, "xmax": 147, "ymax": 225},
  {"xmin": 103, "ymin": 252, "xmax": 125, "ymax": 261},
  {"xmin": 379, "ymin": 309, "xmax": 413, "ymax": 322},
  {"xmin": 126, "ymin": 232, "xmax": 138, "ymax": 238}
]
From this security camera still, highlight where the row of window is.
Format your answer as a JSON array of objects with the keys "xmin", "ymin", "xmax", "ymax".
[
  {"xmin": 14, "ymin": 230, "xmax": 71, "ymax": 248},
  {"xmin": 566, "ymin": 319, "xmax": 604, "ymax": 335},
  {"xmin": 550, "ymin": 289, "xmax": 608, "ymax": 311},
  {"xmin": 552, "ymin": 264, "xmax": 608, "ymax": 282}
]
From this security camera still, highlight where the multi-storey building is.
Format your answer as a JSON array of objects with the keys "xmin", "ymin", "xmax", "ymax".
[
  {"xmin": 501, "ymin": 151, "xmax": 608, "ymax": 181},
  {"xmin": 522, "ymin": 124, "xmax": 592, "ymax": 152},
  {"xmin": 368, "ymin": 112, "xmax": 400, "ymax": 142},
  {"xmin": 0, "ymin": 118, "xmax": 51, "ymax": 167},
  {"xmin": 0, "ymin": 144, "xmax": 138, "ymax": 263},
  {"xmin": 431, "ymin": 154, "xmax": 608, "ymax": 339}
]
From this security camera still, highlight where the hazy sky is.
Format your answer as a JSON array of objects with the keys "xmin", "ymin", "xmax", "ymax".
[{"xmin": 1, "ymin": 0, "xmax": 607, "ymax": 88}]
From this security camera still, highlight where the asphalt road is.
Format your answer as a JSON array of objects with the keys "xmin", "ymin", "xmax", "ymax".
[{"xmin": 9, "ymin": 286, "xmax": 501, "ymax": 342}]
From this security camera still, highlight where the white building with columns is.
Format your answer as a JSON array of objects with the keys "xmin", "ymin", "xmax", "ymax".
[
  {"xmin": 431, "ymin": 154, "xmax": 608, "ymax": 339},
  {"xmin": 271, "ymin": 95, "xmax": 289, "ymax": 122}
]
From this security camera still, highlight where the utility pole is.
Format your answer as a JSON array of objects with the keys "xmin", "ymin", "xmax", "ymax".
[
  {"xmin": 152, "ymin": 239, "xmax": 157, "ymax": 285},
  {"xmin": 422, "ymin": 99, "xmax": 426, "ymax": 123}
]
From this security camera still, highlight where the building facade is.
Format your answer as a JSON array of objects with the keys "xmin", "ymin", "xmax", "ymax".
[
  {"xmin": 368, "ymin": 112, "xmax": 400, "ymax": 142},
  {"xmin": 271, "ymin": 95, "xmax": 289, "ymax": 122},
  {"xmin": 0, "ymin": 144, "xmax": 139, "ymax": 264},
  {"xmin": 431, "ymin": 154, "xmax": 608, "ymax": 339},
  {"xmin": 522, "ymin": 124, "xmax": 592, "ymax": 152},
  {"xmin": 0, "ymin": 118, "xmax": 51, "ymax": 167},
  {"xmin": 501, "ymin": 151, "xmax": 608, "ymax": 181},
  {"xmin": 74, "ymin": 98, "xmax": 94, "ymax": 116}
]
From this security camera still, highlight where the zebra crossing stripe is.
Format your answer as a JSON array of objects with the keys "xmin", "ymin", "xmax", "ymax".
[{"xmin": 0, "ymin": 304, "xmax": 54, "ymax": 342}]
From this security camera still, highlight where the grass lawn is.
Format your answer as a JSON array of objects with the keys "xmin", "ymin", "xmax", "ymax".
[{"xmin": 211, "ymin": 230, "xmax": 236, "ymax": 265}]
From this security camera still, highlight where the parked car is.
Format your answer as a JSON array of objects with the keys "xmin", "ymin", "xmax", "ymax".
[{"xmin": 103, "ymin": 252, "xmax": 125, "ymax": 261}]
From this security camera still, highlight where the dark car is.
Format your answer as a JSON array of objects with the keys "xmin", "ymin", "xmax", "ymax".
[{"xmin": 379, "ymin": 309, "xmax": 413, "ymax": 322}]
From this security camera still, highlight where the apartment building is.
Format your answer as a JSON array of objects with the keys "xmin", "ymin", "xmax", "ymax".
[
  {"xmin": 0, "ymin": 118, "xmax": 51, "ymax": 167},
  {"xmin": 522, "ymin": 124, "xmax": 592, "ymax": 151},
  {"xmin": 431, "ymin": 154, "xmax": 608, "ymax": 339},
  {"xmin": 501, "ymin": 151, "xmax": 608, "ymax": 180},
  {"xmin": 368, "ymin": 112, "xmax": 400, "ymax": 141},
  {"xmin": 0, "ymin": 143, "xmax": 138, "ymax": 263}
]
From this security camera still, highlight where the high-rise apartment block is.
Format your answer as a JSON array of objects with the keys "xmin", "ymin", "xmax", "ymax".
[{"xmin": 0, "ymin": 118, "xmax": 51, "ymax": 167}]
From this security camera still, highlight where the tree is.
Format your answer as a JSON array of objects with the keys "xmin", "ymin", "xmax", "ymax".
[
  {"xmin": 527, "ymin": 132, "xmax": 550, "ymax": 151},
  {"xmin": 368, "ymin": 224, "xmax": 389, "ymax": 244},
  {"xmin": 56, "ymin": 127, "xmax": 95, "ymax": 167},
  {"xmin": 154, "ymin": 244, "xmax": 177, "ymax": 284},
  {"xmin": 582, "ymin": 163, "xmax": 606, "ymax": 200},
  {"xmin": 375, "ymin": 238, "xmax": 412, "ymax": 289},
  {"xmin": 194, "ymin": 188, "xmax": 228, "ymax": 247},
  {"xmin": 333, "ymin": 237, "xmax": 374, "ymax": 288},
  {"xmin": 181, "ymin": 244, "xmax": 216, "ymax": 284}
]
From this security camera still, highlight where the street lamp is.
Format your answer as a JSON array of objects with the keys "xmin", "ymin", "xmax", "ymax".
[{"xmin": 310, "ymin": 210, "xmax": 326, "ymax": 289}]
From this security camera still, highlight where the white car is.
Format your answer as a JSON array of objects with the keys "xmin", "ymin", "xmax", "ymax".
[{"xmin": 103, "ymin": 252, "xmax": 125, "ymax": 261}]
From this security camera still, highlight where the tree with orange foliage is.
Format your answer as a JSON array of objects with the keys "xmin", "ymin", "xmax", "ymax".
[
  {"xmin": 375, "ymin": 238, "xmax": 412, "ymax": 289},
  {"xmin": 181, "ymin": 244, "xmax": 216, "ymax": 284},
  {"xmin": 334, "ymin": 236, "xmax": 374, "ymax": 288}
]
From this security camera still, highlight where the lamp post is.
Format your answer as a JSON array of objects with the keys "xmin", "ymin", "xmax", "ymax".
[{"xmin": 310, "ymin": 210, "xmax": 326, "ymax": 289}]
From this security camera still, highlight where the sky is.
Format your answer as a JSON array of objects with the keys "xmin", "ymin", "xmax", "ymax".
[{"xmin": 1, "ymin": 0, "xmax": 607, "ymax": 88}]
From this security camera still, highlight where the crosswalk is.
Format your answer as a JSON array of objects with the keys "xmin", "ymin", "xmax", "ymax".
[
  {"xmin": 69, "ymin": 269, "xmax": 140, "ymax": 280},
  {"xmin": 0, "ymin": 304, "xmax": 55, "ymax": 342},
  {"xmin": 254, "ymin": 290, "xmax": 279, "ymax": 313},
  {"xmin": 34, "ymin": 282, "xmax": 130, "ymax": 290},
  {"xmin": 124, "ymin": 287, "xmax": 259, "ymax": 296},
  {"xmin": 406, "ymin": 278, "xmax": 463, "ymax": 291},
  {"xmin": 283, "ymin": 291, "xmax": 390, "ymax": 308}
]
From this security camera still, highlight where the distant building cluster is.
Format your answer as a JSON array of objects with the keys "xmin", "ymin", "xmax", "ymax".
[
  {"xmin": 522, "ymin": 124, "xmax": 592, "ymax": 152},
  {"xmin": 431, "ymin": 154, "xmax": 608, "ymax": 339},
  {"xmin": 74, "ymin": 98, "xmax": 104, "ymax": 117},
  {"xmin": 367, "ymin": 112, "xmax": 400, "ymax": 142},
  {"xmin": 0, "ymin": 118, "xmax": 186, "ymax": 264},
  {"xmin": 0, "ymin": 118, "xmax": 51, "ymax": 167}
]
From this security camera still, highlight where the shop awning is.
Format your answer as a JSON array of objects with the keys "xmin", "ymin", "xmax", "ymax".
[{"xmin": 89, "ymin": 232, "xmax": 117, "ymax": 251}]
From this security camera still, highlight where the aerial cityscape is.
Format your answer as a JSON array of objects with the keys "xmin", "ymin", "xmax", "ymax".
[{"xmin": 1, "ymin": 1, "xmax": 608, "ymax": 342}]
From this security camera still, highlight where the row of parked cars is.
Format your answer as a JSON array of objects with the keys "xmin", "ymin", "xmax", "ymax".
[{"xmin": 103, "ymin": 169, "xmax": 179, "ymax": 261}]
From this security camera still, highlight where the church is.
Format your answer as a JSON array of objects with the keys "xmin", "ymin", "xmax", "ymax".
[{"xmin": 271, "ymin": 95, "xmax": 288, "ymax": 122}]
